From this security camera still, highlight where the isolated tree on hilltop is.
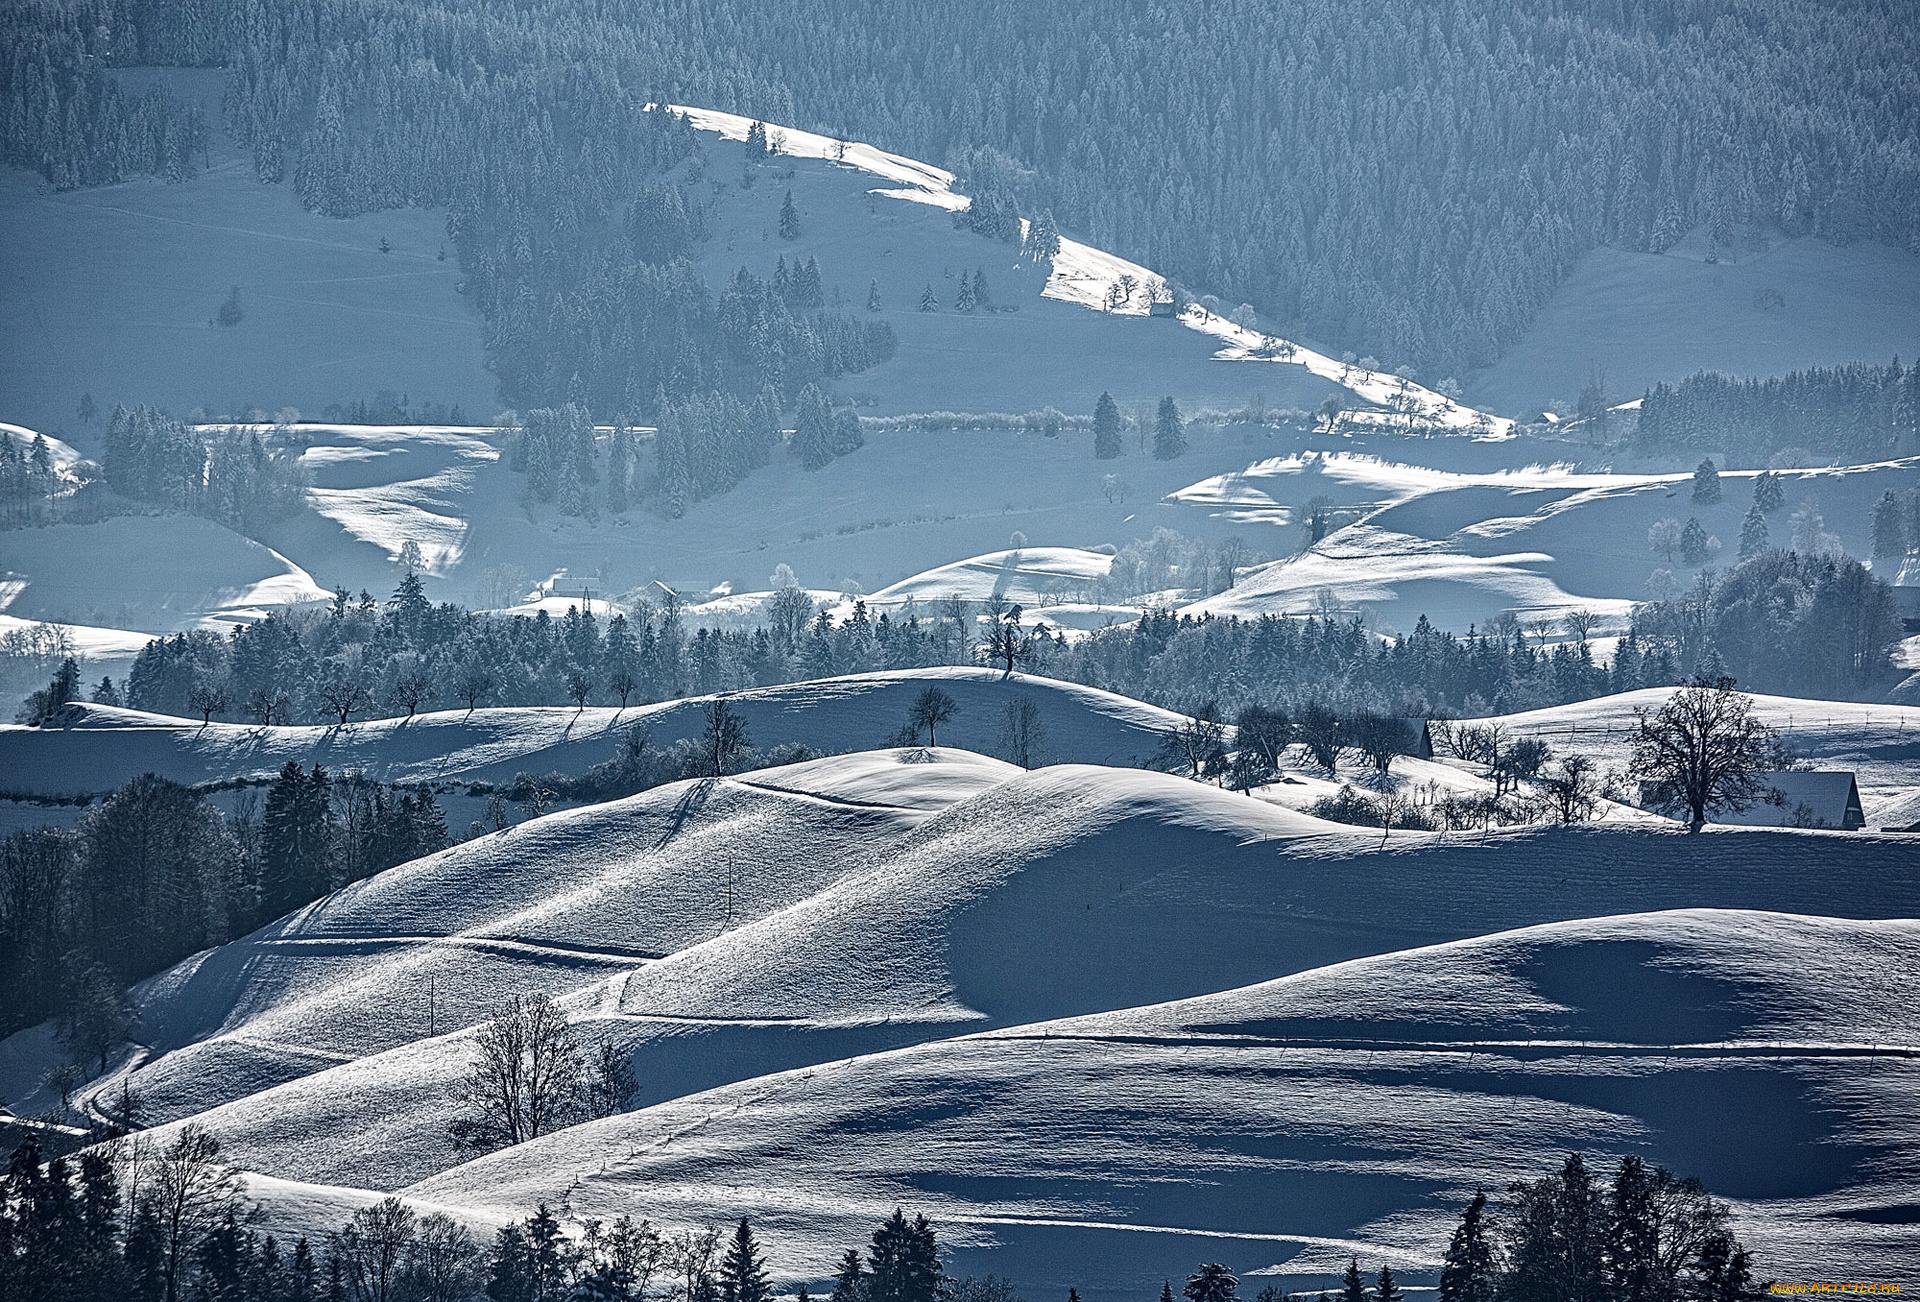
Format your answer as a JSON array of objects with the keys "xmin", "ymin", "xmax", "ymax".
[
  {"xmin": 907, "ymin": 684, "xmax": 958, "ymax": 745},
  {"xmin": 1153, "ymin": 395, "xmax": 1187, "ymax": 459},
  {"xmin": 1093, "ymin": 391, "xmax": 1123, "ymax": 459},
  {"xmin": 1631, "ymin": 677, "xmax": 1778, "ymax": 830}
]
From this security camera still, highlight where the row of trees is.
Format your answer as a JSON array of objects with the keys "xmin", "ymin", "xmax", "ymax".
[
  {"xmin": 1636, "ymin": 359, "xmax": 1920, "ymax": 463},
  {"xmin": 0, "ymin": 765, "xmax": 448, "ymax": 1043},
  {"xmin": 0, "ymin": 1124, "xmax": 946, "ymax": 1302},
  {"xmin": 0, "ymin": 431, "xmax": 59, "ymax": 529},
  {"xmin": 2, "ymin": 1131, "xmax": 1759, "ymax": 1302}
]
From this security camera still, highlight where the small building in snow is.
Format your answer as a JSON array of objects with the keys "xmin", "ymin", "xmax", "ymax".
[
  {"xmin": 1394, "ymin": 718, "xmax": 1436, "ymax": 760},
  {"xmin": 1716, "ymin": 771, "xmax": 1865, "ymax": 831},
  {"xmin": 1893, "ymin": 555, "xmax": 1920, "ymax": 632}
]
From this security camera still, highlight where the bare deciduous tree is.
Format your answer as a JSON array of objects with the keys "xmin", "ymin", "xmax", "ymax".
[
  {"xmin": 907, "ymin": 685, "xmax": 959, "ymax": 746},
  {"xmin": 451, "ymin": 992, "xmax": 584, "ymax": 1148},
  {"xmin": 995, "ymin": 697, "xmax": 1047, "ymax": 768},
  {"xmin": 149, "ymin": 1124, "xmax": 244, "ymax": 1302},
  {"xmin": 1632, "ymin": 677, "xmax": 1779, "ymax": 830}
]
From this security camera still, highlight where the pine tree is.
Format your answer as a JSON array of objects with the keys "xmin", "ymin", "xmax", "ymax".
[
  {"xmin": 1372, "ymin": 1266, "xmax": 1403, "ymax": 1302},
  {"xmin": 831, "ymin": 1248, "xmax": 866, "ymax": 1302},
  {"xmin": 918, "ymin": 284, "xmax": 938, "ymax": 312},
  {"xmin": 791, "ymin": 385, "xmax": 836, "ymax": 470},
  {"xmin": 867, "ymin": 280, "xmax": 882, "ymax": 312},
  {"xmin": 1738, "ymin": 503, "xmax": 1769, "ymax": 558},
  {"xmin": 1437, "ymin": 1190, "xmax": 1496, "ymax": 1302},
  {"xmin": 955, "ymin": 272, "xmax": 976, "ymax": 312},
  {"xmin": 1093, "ymin": 391, "xmax": 1123, "ymax": 459},
  {"xmin": 1871, "ymin": 490, "xmax": 1907, "ymax": 558},
  {"xmin": 261, "ymin": 762, "xmax": 334, "ymax": 918},
  {"xmin": 720, "ymin": 1219, "xmax": 771, "ymax": 1302},
  {"xmin": 745, "ymin": 120, "xmax": 768, "ymax": 160},
  {"xmin": 1753, "ymin": 470, "xmax": 1785, "ymax": 513},
  {"xmin": 1691, "ymin": 457, "xmax": 1721, "ymax": 504},
  {"xmin": 557, "ymin": 457, "xmax": 586, "ymax": 516},
  {"xmin": 970, "ymin": 269, "xmax": 991, "ymax": 309},
  {"xmin": 1153, "ymin": 395, "xmax": 1186, "ymax": 459},
  {"xmin": 1183, "ymin": 1264, "xmax": 1238, "ymax": 1302},
  {"xmin": 1339, "ymin": 1259, "xmax": 1367, "ymax": 1302},
  {"xmin": 779, "ymin": 190, "xmax": 800, "ymax": 240}
]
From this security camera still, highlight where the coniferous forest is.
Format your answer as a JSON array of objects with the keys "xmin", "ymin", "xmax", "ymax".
[{"xmin": 6, "ymin": 0, "xmax": 1918, "ymax": 396}]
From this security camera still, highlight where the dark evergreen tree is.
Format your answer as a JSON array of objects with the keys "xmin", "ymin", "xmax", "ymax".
[
  {"xmin": 1183, "ymin": 1264, "xmax": 1238, "ymax": 1302},
  {"xmin": 1737, "ymin": 505, "xmax": 1769, "ymax": 559},
  {"xmin": 779, "ymin": 190, "xmax": 800, "ymax": 240},
  {"xmin": 1338, "ymin": 1260, "xmax": 1367, "ymax": 1302},
  {"xmin": 261, "ymin": 763, "xmax": 335, "ymax": 920},
  {"xmin": 1436, "ymin": 1190, "xmax": 1496, "ymax": 1302},
  {"xmin": 1691, "ymin": 459, "xmax": 1721, "ymax": 504},
  {"xmin": 1093, "ymin": 391, "xmax": 1122, "ymax": 459},
  {"xmin": 1153, "ymin": 396, "xmax": 1187, "ymax": 459},
  {"xmin": 791, "ymin": 385, "xmax": 836, "ymax": 470},
  {"xmin": 719, "ymin": 1219, "xmax": 770, "ymax": 1302}
]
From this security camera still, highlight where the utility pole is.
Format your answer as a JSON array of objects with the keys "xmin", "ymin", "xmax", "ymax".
[{"xmin": 427, "ymin": 974, "xmax": 437, "ymax": 1037}]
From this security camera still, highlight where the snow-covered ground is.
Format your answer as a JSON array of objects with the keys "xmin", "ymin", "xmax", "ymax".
[
  {"xmin": 1179, "ymin": 454, "xmax": 1920, "ymax": 634},
  {"xmin": 0, "ymin": 668, "xmax": 1185, "ymax": 798}
]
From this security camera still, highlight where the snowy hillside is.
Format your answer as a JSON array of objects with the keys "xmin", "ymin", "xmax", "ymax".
[
  {"xmin": 1180, "ymin": 454, "xmax": 1920, "ymax": 633},
  {"xmin": 388, "ymin": 909, "xmax": 1920, "ymax": 1290},
  {"xmin": 32, "ymin": 753, "xmax": 1919, "ymax": 1202},
  {"xmin": 0, "ymin": 668, "xmax": 1186, "ymax": 798}
]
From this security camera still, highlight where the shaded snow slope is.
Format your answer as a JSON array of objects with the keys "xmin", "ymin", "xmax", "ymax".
[
  {"xmin": 93, "ymin": 765, "xmax": 1920, "ymax": 1195},
  {"xmin": 1180, "ymin": 455, "xmax": 1920, "ymax": 633},
  {"xmin": 404, "ymin": 909, "xmax": 1920, "ymax": 1292},
  {"xmin": 0, "ymin": 668, "xmax": 1183, "ymax": 798},
  {"xmin": 1491, "ymin": 688, "xmax": 1920, "ymax": 826}
]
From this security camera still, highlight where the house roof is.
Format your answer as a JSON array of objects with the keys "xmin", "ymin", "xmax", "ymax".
[{"xmin": 1716, "ymin": 771, "xmax": 1865, "ymax": 830}]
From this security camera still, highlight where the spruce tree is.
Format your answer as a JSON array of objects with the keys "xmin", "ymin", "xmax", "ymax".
[
  {"xmin": 955, "ymin": 273, "xmax": 976, "ymax": 313},
  {"xmin": 1093, "ymin": 391, "xmax": 1123, "ymax": 459},
  {"xmin": 1372, "ymin": 1266, "xmax": 1402, "ymax": 1302},
  {"xmin": 1753, "ymin": 470, "xmax": 1785, "ymax": 513},
  {"xmin": 1738, "ymin": 503, "xmax": 1769, "ymax": 558},
  {"xmin": 1183, "ymin": 1264, "xmax": 1239, "ymax": 1302},
  {"xmin": 1679, "ymin": 516, "xmax": 1712, "ymax": 565},
  {"xmin": 1339, "ymin": 1259, "xmax": 1367, "ymax": 1302},
  {"xmin": 918, "ymin": 284, "xmax": 938, "ymax": 312},
  {"xmin": 1436, "ymin": 1190, "xmax": 1496, "ymax": 1302},
  {"xmin": 261, "ymin": 762, "xmax": 334, "ymax": 918},
  {"xmin": 779, "ymin": 190, "xmax": 800, "ymax": 240},
  {"xmin": 720, "ymin": 1219, "xmax": 771, "ymax": 1302},
  {"xmin": 1871, "ymin": 490, "xmax": 1907, "ymax": 558},
  {"xmin": 1691, "ymin": 457, "xmax": 1721, "ymax": 503},
  {"xmin": 867, "ymin": 280, "xmax": 882, "ymax": 311},
  {"xmin": 791, "ymin": 385, "xmax": 836, "ymax": 470},
  {"xmin": 831, "ymin": 1247, "xmax": 866, "ymax": 1302},
  {"xmin": 1152, "ymin": 395, "xmax": 1186, "ymax": 459},
  {"xmin": 971, "ymin": 269, "xmax": 991, "ymax": 309}
]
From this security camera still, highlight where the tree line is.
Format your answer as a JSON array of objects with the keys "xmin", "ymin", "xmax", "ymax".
[
  {"xmin": 1635, "ymin": 359, "xmax": 1920, "ymax": 464},
  {"xmin": 0, "ymin": 1136, "xmax": 1761, "ymax": 1302},
  {"xmin": 0, "ymin": 764, "xmax": 449, "ymax": 1044}
]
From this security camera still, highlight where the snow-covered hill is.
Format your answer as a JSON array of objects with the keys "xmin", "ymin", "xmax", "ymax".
[
  {"xmin": 1179, "ymin": 454, "xmax": 1920, "ymax": 634},
  {"xmin": 393, "ymin": 909, "xmax": 1920, "ymax": 1291},
  {"xmin": 33, "ymin": 754, "xmax": 1917, "ymax": 1198},
  {"xmin": 0, "ymin": 668, "xmax": 1183, "ymax": 799}
]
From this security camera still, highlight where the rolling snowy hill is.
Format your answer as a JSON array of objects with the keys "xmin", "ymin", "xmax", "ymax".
[
  {"xmin": 0, "ymin": 668, "xmax": 1186, "ymax": 799},
  {"xmin": 403, "ymin": 910, "xmax": 1920, "ymax": 1292}
]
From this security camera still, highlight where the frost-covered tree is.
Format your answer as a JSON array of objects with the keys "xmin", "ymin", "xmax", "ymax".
[
  {"xmin": 1737, "ymin": 503, "xmax": 1769, "ymax": 558},
  {"xmin": 918, "ymin": 284, "xmax": 938, "ymax": 312},
  {"xmin": 1647, "ymin": 517, "xmax": 1682, "ymax": 562},
  {"xmin": 1753, "ymin": 470, "xmax": 1786, "ymax": 514},
  {"xmin": 791, "ymin": 384, "xmax": 836, "ymax": 469}
]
